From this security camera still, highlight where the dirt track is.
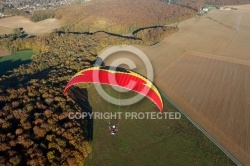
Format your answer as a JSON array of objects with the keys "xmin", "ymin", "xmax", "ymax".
[
  {"xmin": 135, "ymin": 5, "xmax": 250, "ymax": 165},
  {"xmin": 0, "ymin": 16, "xmax": 61, "ymax": 35}
]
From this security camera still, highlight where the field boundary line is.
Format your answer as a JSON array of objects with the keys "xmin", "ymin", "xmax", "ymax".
[
  {"xmin": 160, "ymin": 91, "xmax": 243, "ymax": 166},
  {"xmin": 186, "ymin": 50, "xmax": 250, "ymax": 66}
]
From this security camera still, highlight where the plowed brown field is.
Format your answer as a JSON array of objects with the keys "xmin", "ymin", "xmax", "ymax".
[
  {"xmin": 136, "ymin": 4, "xmax": 250, "ymax": 165},
  {"xmin": 0, "ymin": 26, "xmax": 12, "ymax": 35},
  {"xmin": 0, "ymin": 16, "xmax": 61, "ymax": 35}
]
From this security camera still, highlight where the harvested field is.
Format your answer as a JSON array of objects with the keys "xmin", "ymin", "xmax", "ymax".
[
  {"xmin": 0, "ymin": 16, "xmax": 61, "ymax": 35},
  {"xmin": 0, "ymin": 26, "xmax": 12, "ymax": 35},
  {"xmin": 157, "ymin": 52, "xmax": 250, "ymax": 164},
  {"xmin": 134, "ymin": 4, "xmax": 250, "ymax": 165}
]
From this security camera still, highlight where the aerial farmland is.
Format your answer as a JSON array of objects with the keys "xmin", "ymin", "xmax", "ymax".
[{"xmin": 138, "ymin": 4, "xmax": 250, "ymax": 164}]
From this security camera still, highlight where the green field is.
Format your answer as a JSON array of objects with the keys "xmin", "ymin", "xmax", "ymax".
[
  {"xmin": 82, "ymin": 87, "xmax": 235, "ymax": 166},
  {"xmin": 0, "ymin": 50, "xmax": 35, "ymax": 76}
]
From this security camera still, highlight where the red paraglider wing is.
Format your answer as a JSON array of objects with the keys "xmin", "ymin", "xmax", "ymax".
[{"xmin": 64, "ymin": 66, "xmax": 163, "ymax": 111}]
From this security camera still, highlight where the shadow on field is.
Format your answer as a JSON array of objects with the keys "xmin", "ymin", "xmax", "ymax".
[
  {"xmin": 56, "ymin": 30, "xmax": 142, "ymax": 40},
  {"xmin": 68, "ymin": 86, "xmax": 94, "ymax": 141},
  {"xmin": 0, "ymin": 58, "xmax": 31, "ymax": 76},
  {"xmin": 132, "ymin": 25, "xmax": 166, "ymax": 35},
  {"xmin": 206, "ymin": 16, "xmax": 233, "ymax": 29}
]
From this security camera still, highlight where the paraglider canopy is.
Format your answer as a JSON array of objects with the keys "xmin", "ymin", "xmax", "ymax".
[{"xmin": 64, "ymin": 66, "xmax": 163, "ymax": 111}]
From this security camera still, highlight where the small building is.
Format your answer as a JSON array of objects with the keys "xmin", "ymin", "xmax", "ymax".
[{"xmin": 202, "ymin": 8, "xmax": 209, "ymax": 12}]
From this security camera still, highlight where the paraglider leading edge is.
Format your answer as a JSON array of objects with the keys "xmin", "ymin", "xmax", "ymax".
[{"xmin": 64, "ymin": 66, "xmax": 163, "ymax": 112}]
